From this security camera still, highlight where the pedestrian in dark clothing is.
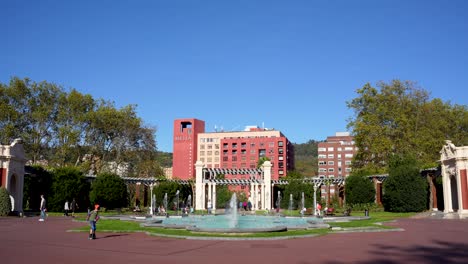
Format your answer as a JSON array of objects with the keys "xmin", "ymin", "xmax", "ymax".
[{"xmin": 71, "ymin": 198, "xmax": 78, "ymax": 217}]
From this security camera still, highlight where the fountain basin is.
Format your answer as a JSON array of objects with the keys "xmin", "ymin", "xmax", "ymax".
[
  {"xmin": 186, "ymin": 225, "xmax": 287, "ymax": 233},
  {"xmin": 143, "ymin": 214, "xmax": 325, "ymax": 233}
]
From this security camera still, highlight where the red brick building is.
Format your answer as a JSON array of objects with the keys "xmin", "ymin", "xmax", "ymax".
[
  {"xmin": 173, "ymin": 119, "xmax": 294, "ymax": 180},
  {"xmin": 172, "ymin": 118, "xmax": 205, "ymax": 180},
  {"xmin": 317, "ymin": 132, "xmax": 356, "ymax": 178}
]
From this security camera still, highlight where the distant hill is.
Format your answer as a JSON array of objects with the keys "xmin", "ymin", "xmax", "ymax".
[
  {"xmin": 158, "ymin": 140, "xmax": 320, "ymax": 177},
  {"xmin": 156, "ymin": 151, "xmax": 173, "ymax": 168},
  {"xmin": 292, "ymin": 140, "xmax": 320, "ymax": 177}
]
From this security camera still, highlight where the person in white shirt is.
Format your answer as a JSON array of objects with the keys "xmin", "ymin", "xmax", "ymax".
[
  {"xmin": 64, "ymin": 200, "xmax": 70, "ymax": 216},
  {"xmin": 39, "ymin": 195, "xmax": 46, "ymax": 221}
]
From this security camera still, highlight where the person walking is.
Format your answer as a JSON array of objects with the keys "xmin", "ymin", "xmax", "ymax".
[
  {"xmin": 71, "ymin": 198, "xmax": 78, "ymax": 217},
  {"xmin": 64, "ymin": 200, "xmax": 69, "ymax": 216},
  {"xmin": 86, "ymin": 204, "xmax": 100, "ymax": 240},
  {"xmin": 316, "ymin": 202, "xmax": 322, "ymax": 216},
  {"xmin": 39, "ymin": 195, "xmax": 46, "ymax": 221}
]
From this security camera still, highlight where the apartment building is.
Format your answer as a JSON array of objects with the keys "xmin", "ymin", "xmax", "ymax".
[
  {"xmin": 173, "ymin": 119, "xmax": 294, "ymax": 180},
  {"xmin": 317, "ymin": 132, "xmax": 356, "ymax": 178}
]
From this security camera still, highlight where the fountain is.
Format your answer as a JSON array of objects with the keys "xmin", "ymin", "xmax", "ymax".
[
  {"xmin": 150, "ymin": 194, "xmax": 156, "ymax": 216},
  {"xmin": 186, "ymin": 194, "xmax": 192, "ymax": 213},
  {"xmin": 163, "ymin": 193, "xmax": 168, "ymax": 213},
  {"xmin": 175, "ymin": 190, "xmax": 180, "ymax": 215},
  {"xmin": 227, "ymin": 193, "xmax": 238, "ymax": 228},
  {"xmin": 300, "ymin": 192, "xmax": 305, "ymax": 216},
  {"xmin": 276, "ymin": 191, "xmax": 281, "ymax": 213},
  {"xmin": 140, "ymin": 193, "xmax": 327, "ymax": 233},
  {"xmin": 288, "ymin": 193, "xmax": 293, "ymax": 215}
]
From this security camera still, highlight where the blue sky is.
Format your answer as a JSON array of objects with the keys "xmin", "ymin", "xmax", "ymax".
[{"xmin": 1, "ymin": 0, "xmax": 467, "ymax": 152}]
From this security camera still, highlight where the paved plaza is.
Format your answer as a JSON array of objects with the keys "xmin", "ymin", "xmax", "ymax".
[{"xmin": 1, "ymin": 215, "xmax": 467, "ymax": 264}]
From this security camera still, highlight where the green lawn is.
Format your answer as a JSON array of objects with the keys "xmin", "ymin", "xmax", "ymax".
[{"xmin": 71, "ymin": 211, "xmax": 417, "ymax": 238}]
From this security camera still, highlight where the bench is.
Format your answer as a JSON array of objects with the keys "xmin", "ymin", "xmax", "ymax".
[{"xmin": 324, "ymin": 208, "xmax": 335, "ymax": 216}]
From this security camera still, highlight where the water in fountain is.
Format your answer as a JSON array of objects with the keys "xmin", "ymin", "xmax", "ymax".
[
  {"xmin": 186, "ymin": 194, "xmax": 192, "ymax": 214},
  {"xmin": 288, "ymin": 193, "xmax": 293, "ymax": 215},
  {"xmin": 151, "ymin": 194, "xmax": 156, "ymax": 215},
  {"xmin": 301, "ymin": 192, "xmax": 305, "ymax": 209},
  {"xmin": 276, "ymin": 191, "xmax": 282, "ymax": 213},
  {"xmin": 163, "ymin": 193, "xmax": 168, "ymax": 212},
  {"xmin": 175, "ymin": 190, "xmax": 180, "ymax": 214},
  {"xmin": 227, "ymin": 193, "xmax": 238, "ymax": 228},
  {"xmin": 300, "ymin": 192, "xmax": 305, "ymax": 216}
]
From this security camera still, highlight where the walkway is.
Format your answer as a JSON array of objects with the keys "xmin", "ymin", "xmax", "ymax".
[{"xmin": 1, "ymin": 215, "xmax": 467, "ymax": 263}]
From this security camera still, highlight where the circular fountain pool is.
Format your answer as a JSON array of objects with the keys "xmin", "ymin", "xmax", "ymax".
[{"xmin": 144, "ymin": 214, "xmax": 326, "ymax": 233}]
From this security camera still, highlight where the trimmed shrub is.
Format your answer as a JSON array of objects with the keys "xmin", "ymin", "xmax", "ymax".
[
  {"xmin": 281, "ymin": 179, "xmax": 314, "ymax": 209},
  {"xmin": 382, "ymin": 154, "xmax": 428, "ymax": 212},
  {"xmin": 345, "ymin": 174, "xmax": 375, "ymax": 206},
  {"xmin": 89, "ymin": 173, "xmax": 128, "ymax": 209},
  {"xmin": 49, "ymin": 167, "xmax": 90, "ymax": 212},
  {"xmin": 23, "ymin": 165, "xmax": 53, "ymax": 210},
  {"xmin": 0, "ymin": 187, "xmax": 12, "ymax": 216}
]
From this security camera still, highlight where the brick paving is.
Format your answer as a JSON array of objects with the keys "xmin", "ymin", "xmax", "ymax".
[{"xmin": 1, "ymin": 215, "xmax": 467, "ymax": 264}]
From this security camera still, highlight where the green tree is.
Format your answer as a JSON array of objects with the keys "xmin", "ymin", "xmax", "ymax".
[
  {"xmin": 53, "ymin": 89, "xmax": 96, "ymax": 166},
  {"xmin": 345, "ymin": 174, "xmax": 375, "ymax": 206},
  {"xmin": 214, "ymin": 174, "xmax": 234, "ymax": 209},
  {"xmin": 347, "ymin": 80, "xmax": 468, "ymax": 172},
  {"xmin": 0, "ymin": 187, "xmax": 12, "ymax": 216},
  {"xmin": 382, "ymin": 154, "xmax": 428, "ymax": 212},
  {"xmin": 281, "ymin": 179, "xmax": 314, "ymax": 209},
  {"xmin": 257, "ymin": 156, "xmax": 270, "ymax": 168},
  {"xmin": 89, "ymin": 173, "xmax": 128, "ymax": 209},
  {"xmin": 49, "ymin": 167, "xmax": 90, "ymax": 212}
]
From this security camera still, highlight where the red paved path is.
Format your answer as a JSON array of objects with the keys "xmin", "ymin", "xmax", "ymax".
[{"xmin": 1, "ymin": 216, "xmax": 467, "ymax": 264}]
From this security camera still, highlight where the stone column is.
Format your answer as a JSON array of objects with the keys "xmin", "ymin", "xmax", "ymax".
[
  {"xmin": 262, "ymin": 161, "xmax": 272, "ymax": 210},
  {"xmin": 251, "ymin": 182, "xmax": 257, "ymax": 210},
  {"xmin": 195, "ymin": 161, "xmax": 204, "ymax": 210},
  {"xmin": 313, "ymin": 185, "xmax": 318, "ymax": 216},
  {"xmin": 212, "ymin": 183, "xmax": 217, "ymax": 213},
  {"xmin": 207, "ymin": 182, "xmax": 212, "ymax": 209}
]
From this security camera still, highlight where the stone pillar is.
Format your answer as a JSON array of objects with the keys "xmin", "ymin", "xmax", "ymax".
[
  {"xmin": 262, "ymin": 161, "xmax": 272, "ymax": 210},
  {"xmin": 207, "ymin": 182, "xmax": 212, "ymax": 210},
  {"xmin": 460, "ymin": 169, "xmax": 468, "ymax": 211},
  {"xmin": 313, "ymin": 185, "xmax": 318, "ymax": 216},
  {"xmin": 251, "ymin": 183, "xmax": 257, "ymax": 210},
  {"xmin": 440, "ymin": 141, "xmax": 468, "ymax": 217},
  {"xmin": 212, "ymin": 183, "xmax": 217, "ymax": 213},
  {"xmin": 195, "ymin": 161, "xmax": 204, "ymax": 210},
  {"xmin": 427, "ymin": 175, "xmax": 438, "ymax": 211},
  {"xmin": 372, "ymin": 178, "xmax": 382, "ymax": 205}
]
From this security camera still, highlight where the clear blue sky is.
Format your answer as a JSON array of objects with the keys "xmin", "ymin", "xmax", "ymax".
[{"xmin": 1, "ymin": 0, "xmax": 467, "ymax": 152}]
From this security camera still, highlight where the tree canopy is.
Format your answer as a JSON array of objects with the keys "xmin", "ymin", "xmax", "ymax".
[
  {"xmin": 347, "ymin": 80, "xmax": 468, "ymax": 173},
  {"xmin": 0, "ymin": 77, "xmax": 163, "ymax": 177}
]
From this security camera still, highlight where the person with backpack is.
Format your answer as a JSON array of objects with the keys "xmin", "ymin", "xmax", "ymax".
[{"xmin": 86, "ymin": 204, "xmax": 100, "ymax": 240}]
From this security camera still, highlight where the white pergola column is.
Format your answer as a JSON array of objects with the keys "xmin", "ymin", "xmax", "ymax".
[
  {"xmin": 212, "ymin": 183, "xmax": 217, "ymax": 213},
  {"xmin": 253, "ymin": 183, "xmax": 258, "ymax": 210},
  {"xmin": 261, "ymin": 161, "xmax": 272, "ymax": 210},
  {"xmin": 313, "ymin": 185, "xmax": 319, "ymax": 216},
  {"xmin": 195, "ymin": 161, "xmax": 205, "ymax": 210},
  {"xmin": 208, "ymin": 182, "xmax": 212, "ymax": 209}
]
